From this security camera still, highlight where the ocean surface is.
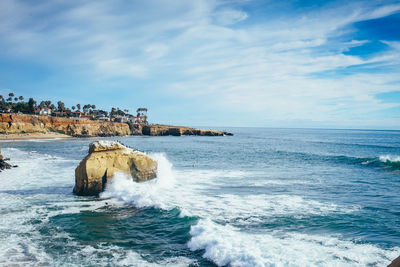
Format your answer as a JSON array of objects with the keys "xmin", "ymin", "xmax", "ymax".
[{"xmin": 0, "ymin": 128, "xmax": 399, "ymax": 266}]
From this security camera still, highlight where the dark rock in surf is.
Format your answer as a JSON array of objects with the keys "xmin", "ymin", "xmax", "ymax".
[
  {"xmin": 0, "ymin": 148, "xmax": 14, "ymax": 172},
  {"xmin": 388, "ymin": 255, "xmax": 400, "ymax": 267}
]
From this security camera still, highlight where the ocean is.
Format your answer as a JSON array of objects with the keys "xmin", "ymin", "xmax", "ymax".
[{"xmin": 0, "ymin": 128, "xmax": 399, "ymax": 266}]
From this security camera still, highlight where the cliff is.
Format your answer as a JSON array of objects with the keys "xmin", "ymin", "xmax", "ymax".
[
  {"xmin": 0, "ymin": 114, "xmax": 233, "ymax": 137},
  {"xmin": 0, "ymin": 113, "xmax": 130, "ymax": 137},
  {"xmin": 141, "ymin": 124, "xmax": 233, "ymax": 136}
]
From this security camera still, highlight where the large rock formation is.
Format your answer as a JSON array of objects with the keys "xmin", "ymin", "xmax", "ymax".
[
  {"xmin": 74, "ymin": 141, "xmax": 157, "ymax": 196},
  {"xmin": 0, "ymin": 113, "xmax": 130, "ymax": 137}
]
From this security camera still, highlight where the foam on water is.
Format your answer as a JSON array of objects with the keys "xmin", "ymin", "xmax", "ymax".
[
  {"xmin": 99, "ymin": 153, "xmax": 400, "ymax": 266},
  {"xmin": 100, "ymin": 153, "xmax": 177, "ymax": 210},
  {"xmin": 188, "ymin": 219, "xmax": 400, "ymax": 267},
  {"xmin": 0, "ymin": 148, "xmax": 195, "ymax": 266},
  {"xmin": 101, "ymin": 158, "xmax": 356, "ymax": 221},
  {"xmin": 379, "ymin": 155, "xmax": 400, "ymax": 163},
  {"xmin": 2, "ymin": 145, "xmax": 399, "ymax": 266}
]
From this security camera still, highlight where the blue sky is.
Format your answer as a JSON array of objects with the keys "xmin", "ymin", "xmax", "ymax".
[{"xmin": 0, "ymin": 0, "xmax": 399, "ymax": 129}]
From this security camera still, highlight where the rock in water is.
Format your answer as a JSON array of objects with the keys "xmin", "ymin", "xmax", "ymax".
[
  {"xmin": 73, "ymin": 141, "xmax": 158, "ymax": 196},
  {"xmin": 388, "ymin": 256, "xmax": 400, "ymax": 267},
  {"xmin": 0, "ymin": 148, "xmax": 14, "ymax": 172}
]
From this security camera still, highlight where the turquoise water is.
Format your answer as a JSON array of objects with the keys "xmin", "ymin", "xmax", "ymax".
[{"xmin": 0, "ymin": 128, "xmax": 399, "ymax": 266}]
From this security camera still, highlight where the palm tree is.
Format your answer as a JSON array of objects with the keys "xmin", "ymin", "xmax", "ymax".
[
  {"xmin": 57, "ymin": 101, "xmax": 66, "ymax": 112},
  {"xmin": 72, "ymin": 106, "xmax": 76, "ymax": 111},
  {"xmin": 8, "ymin": 93, "xmax": 14, "ymax": 97},
  {"xmin": 77, "ymin": 104, "xmax": 81, "ymax": 111},
  {"xmin": 19, "ymin": 96, "xmax": 24, "ymax": 101},
  {"xmin": 14, "ymin": 97, "xmax": 18, "ymax": 102}
]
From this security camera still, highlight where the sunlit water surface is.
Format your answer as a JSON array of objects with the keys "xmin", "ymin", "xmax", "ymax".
[{"xmin": 0, "ymin": 128, "xmax": 399, "ymax": 266}]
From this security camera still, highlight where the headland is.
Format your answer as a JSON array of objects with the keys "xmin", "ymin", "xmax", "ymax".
[{"xmin": 0, "ymin": 113, "xmax": 232, "ymax": 139}]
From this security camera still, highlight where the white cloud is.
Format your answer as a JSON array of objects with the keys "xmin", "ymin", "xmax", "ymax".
[
  {"xmin": 213, "ymin": 8, "xmax": 248, "ymax": 25},
  {"xmin": 0, "ymin": 0, "xmax": 399, "ymax": 127},
  {"xmin": 96, "ymin": 58, "xmax": 148, "ymax": 78}
]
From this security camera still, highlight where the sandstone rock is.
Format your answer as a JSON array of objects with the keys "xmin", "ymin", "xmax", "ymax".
[
  {"xmin": 0, "ymin": 113, "xmax": 131, "ymax": 137},
  {"xmin": 73, "ymin": 141, "xmax": 157, "ymax": 196},
  {"xmin": 0, "ymin": 113, "xmax": 233, "ymax": 137},
  {"xmin": 141, "ymin": 124, "xmax": 233, "ymax": 136}
]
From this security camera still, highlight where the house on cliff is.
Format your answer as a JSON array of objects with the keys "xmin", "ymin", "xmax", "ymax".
[
  {"xmin": 35, "ymin": 108, "xmax": 52, "ymax": 116},
  {"xmin": 113, "ymin": 115, "xmax": 128, "ymax": 123}
]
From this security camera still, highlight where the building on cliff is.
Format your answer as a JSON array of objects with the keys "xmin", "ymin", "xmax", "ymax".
[
  {"xmin": 35, "ymin": 108, "xmax": 52, "ymax": 116},
  {"xmin": 113, "ymin": 115, "xmax": 128, "ymax": 123}
]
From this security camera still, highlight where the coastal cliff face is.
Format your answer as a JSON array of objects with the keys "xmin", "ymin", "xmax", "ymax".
[
  {"xmin": 0, "ymin": 113, "xmax": 130, "ymax": 137},
  {"xmin": 0, "ymin": 114, "xmax": 232, "ymax": 137},
  {"xmin": 141, "ymin": 125, "xmax": 232, "ymax": 136}
]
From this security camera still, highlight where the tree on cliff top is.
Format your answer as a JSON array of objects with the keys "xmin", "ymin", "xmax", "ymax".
[
  {"xmin": 57, "ymin": 101, "xmax": 66, "ymax": 112},
  {"xmin": 28, "ymin": 98, "xmax": 36, "ymax": 114}
]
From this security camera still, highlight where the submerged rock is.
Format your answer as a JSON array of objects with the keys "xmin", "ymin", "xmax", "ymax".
[{"xmin": 73, "ymin": 141, "xmax": 158, "ymax": 196}]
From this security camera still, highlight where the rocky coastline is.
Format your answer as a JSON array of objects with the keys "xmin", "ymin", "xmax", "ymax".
[{"xmin": 0, "ymin": 113, "xmax": 233, "ymax": 138}]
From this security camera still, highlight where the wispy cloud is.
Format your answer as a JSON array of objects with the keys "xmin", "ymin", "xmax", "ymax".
[{"xmin": 0, "ymin": 0, "xmax": 399, "ymax": 128}]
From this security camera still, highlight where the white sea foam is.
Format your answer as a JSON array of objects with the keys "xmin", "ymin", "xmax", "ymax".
[
  {"xmin": 100, "ymin": 153, "xmax": 177, "ymax": 210},
  {"xmin": 379, "ymin": 155, "xmax": 400, "ymax": 163},
  {"xmin": 0, "ymin": 148, "xmax": 193, "ymax": 266},
  {"xmin": 101, "ymin": 157, "xmax": 360, "ymax": 221},
  {"xmin": 2, "ymin": 147, "xmax": 398, "ymax": 266},
  {"xmin": 100, "ymin": 155, "xmax": 395, "ymax": 266},
  {"xmin": 188, "ymin": 219, "xmax": 400, "ymax": 267}
]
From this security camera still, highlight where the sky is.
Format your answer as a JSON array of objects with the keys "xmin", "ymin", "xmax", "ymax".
[{"xmin": 0, "ymin": 0, "xmax": 399, "ymax": 129}]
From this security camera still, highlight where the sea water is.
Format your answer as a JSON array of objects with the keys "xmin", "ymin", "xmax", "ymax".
[{"xmin": 0, "ymin": 128, "xmax": 399, "ymax": 266}]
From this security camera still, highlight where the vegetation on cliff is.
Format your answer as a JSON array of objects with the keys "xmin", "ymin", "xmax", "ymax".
[
  {"xmin": 0, "ymin": 92, "xmax": 233, "ymax": 137},
  {"xmin": 0, "ymin": 92, "xmax": 134, "ymax": 119},
  {"xmin": 0, "ymin": 114, "xmax": 232, "ymax": 137}
]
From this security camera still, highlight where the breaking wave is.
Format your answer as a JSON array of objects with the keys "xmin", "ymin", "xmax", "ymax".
[
  {"xmin": 275, "ymin": 150, "xmax": 400, "ymax": 171},
  {"xmin": 100, "ymin": 153, "xmax": 176, "ymax": 210},
  {"xmin": 188, "ymin": 219, "xmax": 400, "ymax": 267}
]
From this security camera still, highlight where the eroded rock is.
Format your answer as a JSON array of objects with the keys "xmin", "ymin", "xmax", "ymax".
[{"xmin": 73, "ymin": 141, "xmax": 157, "ymax": 196}]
